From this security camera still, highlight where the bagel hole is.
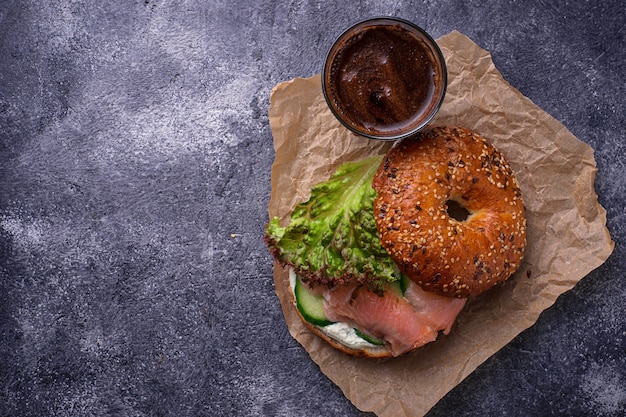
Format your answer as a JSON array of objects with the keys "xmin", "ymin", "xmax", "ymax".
[{"xmin": 446, "ymin": 199, "xmax": 470, "ymax": 221}]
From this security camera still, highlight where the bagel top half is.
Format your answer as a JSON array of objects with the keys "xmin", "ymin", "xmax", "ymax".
[{"xmin": 373, "ymin": 126, "xmax": 526, "ymax": 298}]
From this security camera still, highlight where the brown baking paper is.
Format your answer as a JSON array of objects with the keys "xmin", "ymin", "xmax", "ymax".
[{"xmin": 266, "ymin": 31, "xmax": 614, "ymax": 417}]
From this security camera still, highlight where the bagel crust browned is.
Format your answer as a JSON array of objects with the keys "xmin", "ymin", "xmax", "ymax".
[{"xmin": 373, "ymin": 126, "xmax": 526, "ymax": 298}]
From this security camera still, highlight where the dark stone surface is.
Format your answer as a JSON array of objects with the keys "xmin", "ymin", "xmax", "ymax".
[{"xmin": 0, "ymin": 1, "xmax": 624, "ymax": 416}]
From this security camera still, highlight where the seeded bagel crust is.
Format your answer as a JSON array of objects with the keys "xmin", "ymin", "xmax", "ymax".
[{"xmin": 373, "ymin": 126, "xmax": 526, "ymax": 298}]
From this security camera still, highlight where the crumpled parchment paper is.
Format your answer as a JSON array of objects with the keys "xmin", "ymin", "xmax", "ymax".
[{"xmin": 266, "ymin": 30, "xmax": 614, "ymax": 417}]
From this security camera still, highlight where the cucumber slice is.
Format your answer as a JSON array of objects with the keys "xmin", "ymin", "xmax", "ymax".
[
  {"xmin": 387, "ymin": 273, "xmax": 411, "ymax": 296},
  {"xmin": 294, "ymin": 276, "xmax": 334, "ymax": 326},
  {"xmin": 354, "ymin": 328, "xmax": 385, "ymax": 346},
  {"xmin": 391, "ymin": 264, "xmax": 411, "ymax": 295},
  {"xmin": 388, "ymin": 279, "xmax": 403, "ymax": 297},
  {"xmin": 399, "ymin": 273, "xmax": 411, "ymax": 294}
]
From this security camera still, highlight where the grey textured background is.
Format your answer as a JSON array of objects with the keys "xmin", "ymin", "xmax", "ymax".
[{"xmin": 1, "ymin": 1, "xmax": 624, "ymax": 416}]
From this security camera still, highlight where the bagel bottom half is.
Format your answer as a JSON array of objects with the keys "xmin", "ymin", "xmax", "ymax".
[{"xmin": 287, "ymin": 269, "xmax": 392, "ymax": 358}]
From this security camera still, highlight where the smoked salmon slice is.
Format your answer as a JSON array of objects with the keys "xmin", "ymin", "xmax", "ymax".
[
  {"xmin": 322, "ymin": 281, "xmax": 466, "ymax": 356},
  {"xmin": 404, "ymin": 282, "xmax": 467, "ymax": 335}
]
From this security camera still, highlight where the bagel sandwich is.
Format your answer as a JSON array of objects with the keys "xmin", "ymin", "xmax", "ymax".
[{"xmin": 265, "ymin": 126, "xmax": 526, "ymax": 358}]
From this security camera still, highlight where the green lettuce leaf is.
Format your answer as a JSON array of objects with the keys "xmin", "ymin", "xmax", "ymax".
[{"xmin": 265, "ymin": 154, "xmax": 398, "ymax": 293}]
